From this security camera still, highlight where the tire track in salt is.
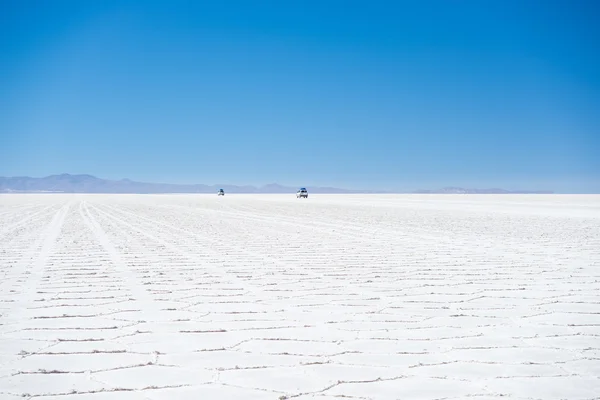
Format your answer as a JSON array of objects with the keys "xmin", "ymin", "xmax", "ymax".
[
  {"xmin": 2, "ymin": 201, "xmax": 72, "ymax": 323},
  {"xmin": 0, "ymin": 200, "xmax": 72, "ymax": 395},
  {"xmin": 0, "ymin": 203, "xmax": 42, "ymax": 219},
  {"xmin": 0, "ymin": 204, "xmax": 60, "ymax": 239},
  {"xmin": 84, "ymin": 201, "xmax": 269, "ymax": 301},
  {"xmin": 90, "ymin": 202, "xmax": 385, "ymax": 297},
  {"xmin": 79, "ymin": 200, "xmax": 159, "ymax": 318},
  {"xmin": 0, "ymin": 207, "xmax": 59, "ymax": 298}
]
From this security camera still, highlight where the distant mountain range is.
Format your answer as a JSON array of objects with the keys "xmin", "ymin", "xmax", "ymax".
[
  {"xmin": 0, "ymin": 174, "xmax": 553, "ymax": 194},
  {"xmin": 414, "ymin": 186, "xmax": 554, "ymax": 194},
  {"xmin": 0, "ymin": 174, "xmax": 367, "ymax": 194}
]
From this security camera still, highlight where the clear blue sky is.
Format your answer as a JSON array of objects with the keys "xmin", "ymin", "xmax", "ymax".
[{"xmin": 1, "ymin": 0, "xmax": 598, "ymax": 192}]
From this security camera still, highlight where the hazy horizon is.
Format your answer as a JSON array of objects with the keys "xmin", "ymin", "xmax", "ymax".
[
  {"xmin": 1, "ymin": 1, "xmax": 598, "ymax": 192},
  {"xmin": 0, "ymin": 172, "xmax": 571, "ymax": 193}
]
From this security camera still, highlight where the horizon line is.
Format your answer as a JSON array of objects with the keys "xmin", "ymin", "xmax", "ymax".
[{"xmin": 0, "ymin": 172, "xmax": 575, "ymax": 194}]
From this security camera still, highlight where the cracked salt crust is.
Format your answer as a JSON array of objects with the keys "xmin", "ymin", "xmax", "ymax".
[{"xmin": 0, "ymin": 194, "xmax": 599, "ymax": 399}]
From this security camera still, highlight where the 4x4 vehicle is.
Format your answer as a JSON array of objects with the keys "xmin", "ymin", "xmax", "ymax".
[{"xmin": 296, "ymin": 188, "xmax": 308, "ymax": 198}]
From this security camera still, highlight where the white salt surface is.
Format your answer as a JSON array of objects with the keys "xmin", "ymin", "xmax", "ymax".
[{"xmin": 0, "ymin": 194, "xmax": 599, "ymax": 399}]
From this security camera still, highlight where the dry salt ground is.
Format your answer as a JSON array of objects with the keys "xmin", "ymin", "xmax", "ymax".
[{"xmin": 1, "ymin": 194, "xmax": 599, "ymax": 400}]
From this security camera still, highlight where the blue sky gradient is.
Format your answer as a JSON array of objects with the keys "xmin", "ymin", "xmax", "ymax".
[{"xmin": 1, "ymin": 0, "xmax": 598, "ymax": 192}]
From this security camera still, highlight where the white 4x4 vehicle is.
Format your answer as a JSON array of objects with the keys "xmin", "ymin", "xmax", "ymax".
[{"xmin": 296, "ymin": 188, "xmax": 308, "ymax": 198}]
